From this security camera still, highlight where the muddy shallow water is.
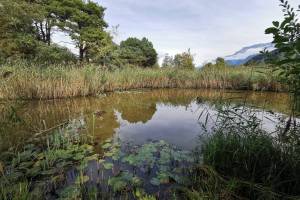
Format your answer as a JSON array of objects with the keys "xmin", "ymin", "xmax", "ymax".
[{"xmin": 0, "ymin": 89, "xmax": 293, "ymax": 152}]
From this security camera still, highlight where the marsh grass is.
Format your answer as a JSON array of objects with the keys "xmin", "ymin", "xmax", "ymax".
[
  {"xmin": 185, "ymin": 106, "xmax": 300, "ymax": 200},
  {"xmin": 0, "ymin": 62, "xmax": 285, "ymax": 100}
]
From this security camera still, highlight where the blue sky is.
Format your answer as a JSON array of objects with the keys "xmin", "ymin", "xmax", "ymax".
[{"xmin": 54, "ymin": 0, "xmax": 299, "ymax": 65}]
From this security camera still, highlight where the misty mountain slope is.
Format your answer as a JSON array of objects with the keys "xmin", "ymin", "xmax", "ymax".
[{"xmin": 225, "ymin": 43, "xmax": 275, "ymax": 66}]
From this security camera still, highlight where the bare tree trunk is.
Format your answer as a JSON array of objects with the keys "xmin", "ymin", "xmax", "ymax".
[
  {"xmin": 79, "ymin": 45, "xmax": 84, "ymax": 62},
  {"xmin": 45, "ymin": 20, "xmax": 51, "ymax": 45}
]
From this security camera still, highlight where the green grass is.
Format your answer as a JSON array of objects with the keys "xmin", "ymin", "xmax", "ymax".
[
  {"xmin": 202, "ymin": 133, "xmax": 300, "ymax": 198},
  {"xmin": 188, "ymin": 106, "xmax": 300, "ymax": 200},
  {"xmin": 0, "ymin": 61, "xmax": 285, "ymax": 100}
]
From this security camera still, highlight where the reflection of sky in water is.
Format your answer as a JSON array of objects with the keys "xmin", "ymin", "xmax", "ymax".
[
  {"xmin": 0, "ymin": 89, "xmax": 294, "ymax": 152},
  {"xmin": 114, "ymin": 102, "xmax": 289, "ymax": 150},
  {"xmin": 115, "ymin": 102, "xmax": 207, "ymax": 150}
]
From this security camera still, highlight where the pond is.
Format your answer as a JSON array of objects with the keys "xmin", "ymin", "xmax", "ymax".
[
  {"xmin": 1, "ymin": 89, "xmax": 298, "ymax": 199},
  {"xmin": 0, "ymin": 89, "xmax": 292, "ymax": 152}
]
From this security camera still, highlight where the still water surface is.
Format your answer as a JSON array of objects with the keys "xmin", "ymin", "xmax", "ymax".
[{"xmin": 0, "ymin": 89, "xmax": 292, "ymax": 152}]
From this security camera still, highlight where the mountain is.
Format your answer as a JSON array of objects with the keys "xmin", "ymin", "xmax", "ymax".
[{"xmin": 225, "ymin": 43, "xmax": 275, "ymax": 66}]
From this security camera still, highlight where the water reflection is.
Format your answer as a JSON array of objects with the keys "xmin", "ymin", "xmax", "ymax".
[{"xmin": 0, "ymin": 89, "xmax": 292, "ymax": 151}]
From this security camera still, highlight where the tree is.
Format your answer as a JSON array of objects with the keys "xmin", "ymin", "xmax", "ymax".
[
  {"xmin": 202, "ymin": 62, "xmax": 213, "ymax": 70},
  {"xmin": 0, "ymin": 0, "xmax": 38, "ymax": 59},
  {"xmin": 1, "ymin": 0, "xmax": 64, "ymax": 47},
  {"xmin": 216, "ymin": 57, "xmax": 226, "ymax": 66},
  {"xmin": 29, "ymin": 0, "xmax": 59, "ymax": 45},
  {"xmin": 162, "ymin": 54, "xmax": 174, "ymax": 68},
  {"xmin": 89, "ymin": 33, "xmax": 117, "ymax": 67},
  {"xmin": 0, "ymin": 0, "xmax": 112, "ymax": 64},
  {"xmin": 174, "ymin": 49, "xmax": 195, "ymax": 70},
  {"xmin": 53, "ymin": 0, "xmax": 108, "ymax": 61},
  {"xmin": 119, "ymin": 37, "xmax": 158, "ymax": 67}
]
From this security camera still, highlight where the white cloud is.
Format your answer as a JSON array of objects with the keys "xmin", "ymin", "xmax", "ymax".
[{"xmin": 55, "ymin": 0, "xmax": 300, "ymax": 65}]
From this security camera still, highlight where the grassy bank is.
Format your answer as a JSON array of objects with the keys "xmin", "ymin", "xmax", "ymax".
[{"xmin": 0, "ymin": 62, "xmax": 285, "ymax": 100}]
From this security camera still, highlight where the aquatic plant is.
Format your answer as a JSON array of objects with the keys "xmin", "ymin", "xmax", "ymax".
[
  {"xmin": 0, "ymin": 118, "xmax": 98, "ymax": 200},
  {"xmin": 95, "ymin": 139, "xmax": 194, "ymax": 198}
]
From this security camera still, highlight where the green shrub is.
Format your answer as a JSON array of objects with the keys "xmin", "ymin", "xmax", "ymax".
[{"xmin": 34, "ymin": 44, "xmax": 77, "ymax": 65}]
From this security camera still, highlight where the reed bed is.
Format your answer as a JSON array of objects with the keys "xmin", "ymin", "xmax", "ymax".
[{"xmin": 0, "ymin": 62, "xmax": 285, "ymax": 100}]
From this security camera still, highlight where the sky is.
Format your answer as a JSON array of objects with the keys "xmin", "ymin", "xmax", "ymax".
[{"xmin": 54, "ymin": 0, "xmax": 299, "ymax": 66}]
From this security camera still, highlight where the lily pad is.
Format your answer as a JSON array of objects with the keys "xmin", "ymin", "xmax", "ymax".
[
  {"xmin": 150, "ymin": 177, "xmax": 160, "ymax": 186},
  {"xmin": 75, "ymin": 175, "xmax": 90, "ymax": 184},
  {"xmin": 108, "ymin": 178, "xmax": 127, "ymax": 192},
  {"xmin": 102, "ymin": 143, "xmax": 112, "ymax": 149},
  {"xmin": 103, "ymin": 162, "xmax": 114, "ymax": 170}
]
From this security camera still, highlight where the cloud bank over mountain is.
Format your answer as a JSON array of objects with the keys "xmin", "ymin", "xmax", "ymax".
[{"xmin": 98, "ymin": 0, "xmax": 300, "ymax": 65}]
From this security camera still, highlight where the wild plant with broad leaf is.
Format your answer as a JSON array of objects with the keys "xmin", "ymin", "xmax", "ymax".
[{"xmin": 265, "ymin": 0, "xmax": 300, "ymax": 137}]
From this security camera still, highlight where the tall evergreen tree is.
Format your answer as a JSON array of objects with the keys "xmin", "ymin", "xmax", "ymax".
[{"xmin": 56, "ymin": 0, "xmax": 108, "ymax": 61}]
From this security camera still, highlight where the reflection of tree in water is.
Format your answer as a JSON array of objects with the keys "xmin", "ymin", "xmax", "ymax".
[
  {"xmin": 112, "ymin": 90, "xmax": 201, "ymax": 124},
  {"xmin": 118, "ymin": 103, "xmax": 157, "ymax": 124},
  {"xmin": 111, "ymin": 89, "xmax": 210, "ymax": 124},
  {"xmin": 0, "ymin": 89, "xmax": 292, "ymax": 151},
  {"xmin": 296, "ymin": 96, "xmax": 300, "ymax": 115}
]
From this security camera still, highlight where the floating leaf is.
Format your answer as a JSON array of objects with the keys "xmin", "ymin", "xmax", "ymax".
[
  {"xmin": 108, "ymin": 177, "xmax": 127, "ymax": 192},
  {"xmin": 98, "ymin": 159, "xmax": 105, "ymax": 164},
  {"xmin": 103, "ymin": 162, "xmax": 114, "ymax": 170},
  {"xmin": 84, "ymin": 154, "xmax": 99, "ymax": 161},
  {"xmin": 157, "ymin": 172, "xmax": 170, "ymax": 184},
  {"xmin": 122, "ymin": 154, "xmax": 138, "ymax": 165},
  {"xmin": 112, "ymin": 152, "xmax": 121, "ymax": 161},
  {"xmin": 104, "ymin": 152, "xmax": 114, "ymax": 157},
  {"xmin": 102, "ymin": 143, "xmax": 112, "ymax": 149},
  {"xmin": 132, "ymin": 176, "xmax": 142, "ymax": 186},
  {"xmin": 58, "ymin": 185, "xmax": 81, "ymax": 199},
  {"xmin": 104, "ymin": 138, "xmax": 113, "ymax": 143},
  {"xmin": 75, "ymin": 175, "xmax": 90, "ymax": 184},
  {"xmin": 150, "ymin": 177, "xmax": 160, "ymax": 186}
]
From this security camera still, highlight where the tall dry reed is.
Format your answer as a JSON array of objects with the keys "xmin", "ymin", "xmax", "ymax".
[{"xmin": 0, "ymin": 62, "xmax": 285, "ymax": 100}]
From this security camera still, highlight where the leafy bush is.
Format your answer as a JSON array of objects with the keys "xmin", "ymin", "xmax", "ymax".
[
  {"xmin": 118, "ymin": 37, "xmax": 158, "ymax": 68},
  {"xmin": 34, "ymin": 44, "xmax": 77, "ymax": 64},
  {"xmin": 174, "ymin": 49, "xmax": 195, "ymax": 70}
]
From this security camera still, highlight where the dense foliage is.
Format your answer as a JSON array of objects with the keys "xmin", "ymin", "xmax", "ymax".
[
  {"xmin": 0, "ymin": 0, "xmax": 159, "ymax": 68},
  {"xmin": 118, "ymin": 37, "xmax": 158, "ymax": 68},
  {"xmin": 161, "ymin": 49, "xmax": 196, "ymax": 69},
  {"xmin": 265, "ymin": 0, "xmax": 300, "ymax": 101}
]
